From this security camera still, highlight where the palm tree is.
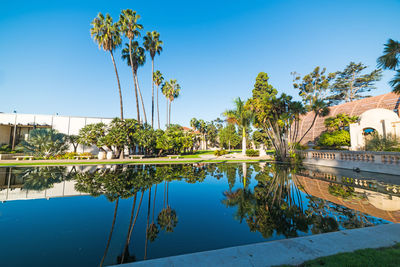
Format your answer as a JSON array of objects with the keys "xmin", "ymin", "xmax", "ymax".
[
  {"xmin": 143, "ymin": 31, "xmax": 163, "ymax": 128},
  {"xmin": 223, "ymin": 98, "xmax": 254, "ymax": 155},
  {"xmin": 162, "ymin": 79, "xmax": 181, "ymax": 126},
  {"xmin": 119, "ymin": 9, "xmax": 143, "ymax": 122},
  {"xmin": 91, "ymin": 13, "xmax": 124, "ymax": 119},
  {"xmin": 153, "ymin": 70, "xmax": 164, "ymax": 129},
  {"xmin": 377, "ymin": 39, "xmax": 400, "ymax": 93},
  {"xmin": 121, "ymin": 41, "xmax": 147, "ymax": 123}
]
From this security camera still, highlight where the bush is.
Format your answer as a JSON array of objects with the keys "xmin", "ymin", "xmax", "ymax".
[
  {"xmin": 246, "ymin": 149, "xmax": 260, "ymax": 157},
  {"xmin": 214, "ymin": 149, "xmax": 228, "ymax": 156},
  {"xmin": 365, "ymin": 133, "xmax": 400, "ymax": 152},
  {"xmin": 18, "ymin": 128, "xmax": 68, "ymax": 158},
  {"xmin": 317, "ymin": 130, "xmax": 350, "ymax": 148}
]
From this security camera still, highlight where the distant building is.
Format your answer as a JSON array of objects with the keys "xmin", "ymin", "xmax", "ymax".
[
  {"xmin": 299, "ymin": 92, "xmax": 400, "ymax": 150},
  {"xmin": 0, "ymin": 113, "xmax": 112, "ymax": 153}
]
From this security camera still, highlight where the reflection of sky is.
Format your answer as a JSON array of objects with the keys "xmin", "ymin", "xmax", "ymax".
[{"xmin": 0, "ymin": 164, "xmax": 393, "ymax": 266}]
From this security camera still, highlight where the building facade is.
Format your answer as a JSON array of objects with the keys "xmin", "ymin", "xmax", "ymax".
[
  {"xmin": 299, "ymin": 92, "xmax": 400, "ymax": 150},
  {"xmin": 0, "ymin": 113, "xmax": 113, "ymax": 153}
]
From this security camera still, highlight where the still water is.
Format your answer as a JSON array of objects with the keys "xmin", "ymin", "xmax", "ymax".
[{"xmin": 0, "ymin": 163, "xmax": 398, "ymax": 266}]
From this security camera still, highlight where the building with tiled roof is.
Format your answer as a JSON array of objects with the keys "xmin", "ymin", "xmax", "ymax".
[{"xmin": 299, "ymin": 92, "xmax": 400, "ymax": 148}]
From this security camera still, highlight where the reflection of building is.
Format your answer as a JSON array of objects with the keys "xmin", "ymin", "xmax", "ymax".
[
  {"xmin": 295, "ymin": 174, "xmax": 400, "ymax": 223},
  {"xmin": 0, "ymin": 180, "xmax": 88, "ymax": 202},
  {"xmin": 299, "ymin": 93, "xmax": 400, "ymax": 150},
  {"xmin": 0, "ymin": 113, "xmax": 112, "ymax": 152}
]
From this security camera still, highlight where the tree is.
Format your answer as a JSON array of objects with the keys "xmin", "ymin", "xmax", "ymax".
[
  {"xmin": 67, "ymin": 135, "xmax": 79, "ymax": 153},
  {"xmin": 293, "ymin": 67, "xmax": 333, "ymax": 143},
  {"xmin": 121, "ymin": 41, "xmax": 147, "ymax": 123},
  {"xmin": 143, "ymin": 31, "xmax": 163, "ymax": 128},
  {"xmin": 78, "ymin": 123, "xmax": 107, "ymax": 151},
  {"xmin": 162, "ymin": 79, "xmax": 181, "ymax": 127},
  {"xmin": 119, "ymin": 9, "xmax": 143, "ymax": 122},
  {"xmin": 190, "ymin": 118, "xmax": 208, "ymax": 150},
  {"xmin": 91, "ymin": 13, "xmax": 124, "ymax": 119},
  {"xmin": 223, "ymin": 98, "xmax": 254, "ymax": 155},
  {"xmin": 377, "ymin": 39, "xmax": 400, "ymax": 93},
  {"xmin": 219, "ymin": 124, "xmax": 240, "ymax": 150},
  {"xmin": 324, "ymin": 113, "xmax": 358, "ymax": 132},
  {"xmin": 18, "ymin": 128, "xmax": 68, "ymax": 158},
  {"xmin": 329, "ymin": 62, "xmax": 382, "ymax": 104},
  {"xmin": 153, "ymin": 70, "xmax": 164, "ymax": 129}
]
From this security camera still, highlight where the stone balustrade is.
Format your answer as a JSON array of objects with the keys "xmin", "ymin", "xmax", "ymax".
[{"xmin": 299, "ymin": 150, "xmax": 400, "ymax": 175}]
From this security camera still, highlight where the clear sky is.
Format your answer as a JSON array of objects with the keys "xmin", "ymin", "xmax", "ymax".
[{"xmin": 1, "ymin": 0, "xmax": 399, "ymax": 127}]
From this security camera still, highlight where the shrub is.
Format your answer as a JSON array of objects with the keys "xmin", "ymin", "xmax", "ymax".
[
  {"xmin": 214, "ymin": 149, "xmax": 228, "ymax": 156},
  {"xmin": 365, "ymin": 133, "xmax": 400, "ymax": 152},
  {"xmin": 246, "ymin": 149, "xmax": 260, "ymax": 157},
  {"xmin": 18, "ymin": 128, "xmax": 68, "ymax": 158},
  {"xmin": 317, "ymin": 130, "xmax": 350, "ymax": 148}
]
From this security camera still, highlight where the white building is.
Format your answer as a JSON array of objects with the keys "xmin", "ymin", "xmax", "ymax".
[{"xmin": 0, "ymin": 112, "xmax": 113, "ymax": 153}]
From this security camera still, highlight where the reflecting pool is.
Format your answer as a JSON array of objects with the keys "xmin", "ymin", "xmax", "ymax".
[{"xmin": 0, "ymin": 163, "xmax": 398, "ymax": 266}]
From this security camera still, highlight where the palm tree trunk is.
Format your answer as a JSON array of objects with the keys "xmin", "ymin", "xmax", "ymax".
[
  {"xmin": 144, "ymin": 187, "xmax": 152, "ymax": 260},
  {"xmin": 242, "ymin": 127, "xmax": 246, "ymax": 155},
  {"xmin": 169, "ymin": 100, "xmax": 171, "ymax": 126},
  {"xmin": 129, "ymin": 40, "xmax": 140, "ymax": 122},
  {"xmin": 121, "ymin": 190, "xmax": 144, "ymax": 263},
  {"xmin": 157, "ymin": 85, "xmax": 160, "ymax": 129},
  {"xmin": 135, "ymin": 73, "xmax": 147, "ymax": 124},
  {"xmin": 151, "ymin": 58, "xmax": 155, "ymax": 128},
  {"xmin": 166, "ymin": 99, "xmax": 169, "ymax": 128},
  {"xmin": 110, "ymin": 51, "xmax": 124, "ymax": 120},
  {"xmin": 100, "ymin": 198, "xmax": 119, "ymax": 267},
  {"xmin": 152, "ymin": 184, "xmax": 158, "ymax": 222}
]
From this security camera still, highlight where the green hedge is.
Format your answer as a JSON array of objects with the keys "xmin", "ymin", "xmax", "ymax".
[{"xmin": 246, "ymin": 149, "xmax": 259, "ymax": 157}]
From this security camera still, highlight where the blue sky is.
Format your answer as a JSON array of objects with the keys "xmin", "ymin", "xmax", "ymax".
[{"xmin": 1, "ymin": 0, "xmax": 399, "ymax": 128}]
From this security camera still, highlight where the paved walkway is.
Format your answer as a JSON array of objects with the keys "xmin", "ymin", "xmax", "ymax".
[{"xmin": 112, "ymin": 224, "xmax": 400, "ymax": 267}]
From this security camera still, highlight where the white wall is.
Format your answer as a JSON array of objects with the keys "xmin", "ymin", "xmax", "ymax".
[{"xmin": 350, "ymin": 108, "xmax": 400, "ymax": 150}]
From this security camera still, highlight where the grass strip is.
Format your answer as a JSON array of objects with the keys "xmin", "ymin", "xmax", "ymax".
[
  {"xmin": 279, "ymin": 243, "xmax": 400, "ymax": 267},
  {"xmin": 0, "ymin": 159, "xmax": 270, "ymax": 167}
]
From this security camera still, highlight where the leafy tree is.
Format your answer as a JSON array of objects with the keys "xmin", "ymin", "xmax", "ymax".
[
  {"xmin": 18, "ymin": 128, "xmax": 68, "ymax": 158},
  {"xmin": 66, "ymin": 135, "xmax": 79, "ymax": 153},
  {"xmin": 324, "ymin": 113, "xmax": 358, "ymax": 132},
  {"xmin": 119, "ymin": 9, "xmax": 143, "ymax": 122},
  {"xmin": 78, "ymin": 123, "xmax": 107, "ymax": 150},
  {"xmin": 247, "ymin": 73, "xmax": 306, "ymax": 161},
  {"xmin": 122, "ymin": 41, "xmax": 147, "ymax": 123},
  {"xmin": 223, "ymin": 97, "xmax": 254, "ymax": 155},
  {"xmin": 143, "ymin": 31, "xmax": 163, "ymax": 128},
  {"xmin": 328, "ymin": 62, "xmax": 382, "ymax": 104},
  {"xmin": 293, "ymin": 67, "xmax": 333, "ymax": 143},
  {"xmin": 219, "ymin": 124, "xmax": 240, "ymax": 150},
  {"xmin": 153, "ymin": 70, "xmax": 164, "ymax": 129},
  {"xmin": 377, "ymin": 39, "xmax": 400, "ymax": 93},
  {"xmin": 90, "ymin": 13, "xmax": 124, "ymax": 119},
  {"xmin": 99, "ymin": 118, "xmax": 129, "ymax": 158},
  {"xmin": 317, "ymin": 130, "xmax": 350, "ymax": 148}
]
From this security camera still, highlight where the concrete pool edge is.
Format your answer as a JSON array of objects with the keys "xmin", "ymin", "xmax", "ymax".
[{"xmin": 111, "ymin": 224, "xmax": 400, "ymax": 267}]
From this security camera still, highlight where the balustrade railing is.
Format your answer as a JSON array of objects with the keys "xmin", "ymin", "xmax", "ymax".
[{"xmin": 299, "ymin": 150, "xmax": 400, "ymax": 165}]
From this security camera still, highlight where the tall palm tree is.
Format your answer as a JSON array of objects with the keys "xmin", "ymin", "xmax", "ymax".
[
  {"xmin": 223, "ymin": 98, "xmax": 254, "ymax": 155},
  {"xmin": 143, "ymin": 31, "xmax": 163, "ymax": 128},
  {"xmin": 377, "ymin": 39, "xmax": 400, "ymax": 93},
  {"xmin": 119, "ymin": 9, "xmax": 143, "ymax": 122},
  {"xmin": 153, "ymin": 70, "xmax": 164, "ymax": 129},
  {"xmin": 122, "ymin": 41, "xmax": 147, "ymax": 123},
  {"xmin": 91, "ymin": 13, "xmax": 124, "ymax": 119},
  {"xmin": 162, "ymin": 79, "xmax": 181, "ymax": 126}
]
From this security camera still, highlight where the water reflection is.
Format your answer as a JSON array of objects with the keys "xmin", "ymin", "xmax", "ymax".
[{"xmin": 0, "ymin": 163, "xmax": 398, "ymax": 266}]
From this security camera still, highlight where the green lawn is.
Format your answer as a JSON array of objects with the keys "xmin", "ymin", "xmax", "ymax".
[
  {"xmin": 179, "ymin": 149, "xmax": 242, "ymax": 158},
  {"xmin": 0, "ymin": 158, "xmax": 269, "ymax": 167},
  {"xmin": 280, "ymin": 243, "xmax": 400, "ymax": 267}
]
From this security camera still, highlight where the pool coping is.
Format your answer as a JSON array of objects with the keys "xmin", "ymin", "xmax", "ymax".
[{"xmin": 111, "ymin": 224, "xmax": 400, "ymax": 267}]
